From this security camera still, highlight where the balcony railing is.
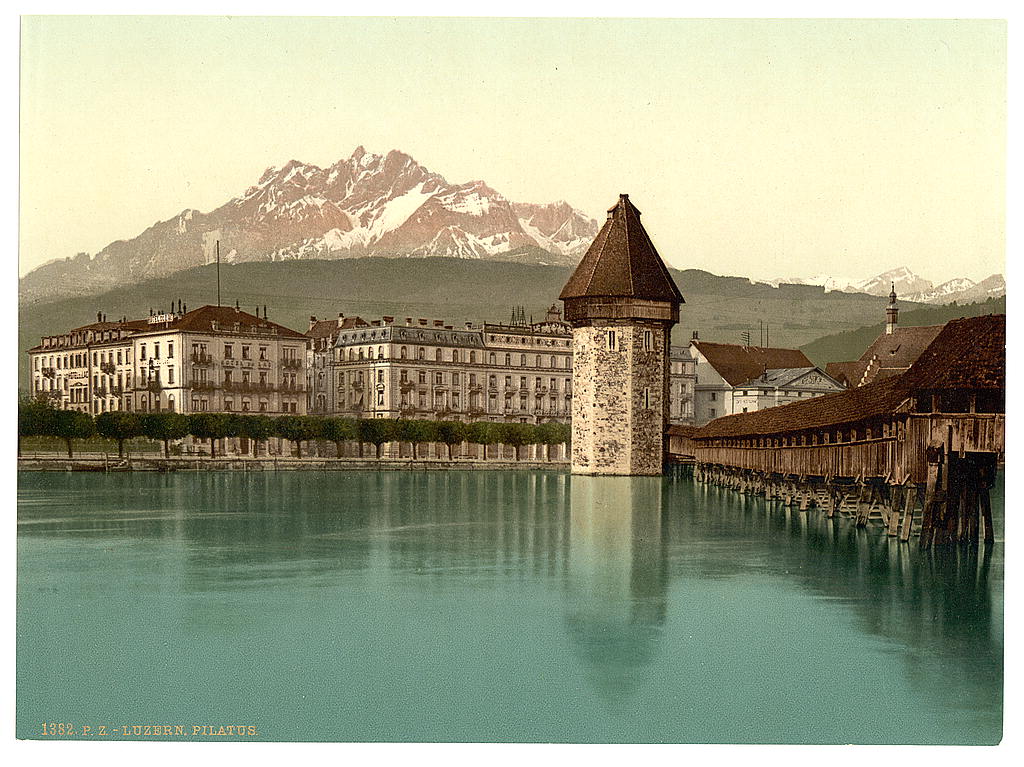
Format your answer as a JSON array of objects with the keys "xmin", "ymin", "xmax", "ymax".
[
  {"xmin": 99, "ymin": 362, "xmax": 116, "ymax": 376},
  {"xmin": 278, "ymin": 383, "xmax": 306, "ymax": 393},
  {"xmin": 190, "ymin": 380, "xmax": 218, "ymax": 391},
  {"xmin": 191, "ymin": 352, "xmax": 213, "ymax": 365},
  {"xmin": 280, "ymin": 359, "xmax": 302, "ymax": 370},
  {"xmin": 41, "ymin": 367, "xmax": 56, "ymax": 379},
  {"xmin": 145, "ymin": 381, "xmax": 163, "ymax": 393}
]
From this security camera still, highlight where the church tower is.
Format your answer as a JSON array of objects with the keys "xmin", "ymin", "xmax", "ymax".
[
  {"xmin": 886, "ymin": 283, "xmax": 899, "ymax": 335},
  {"xmin": 559, "ymin": 194, "xmax": 684, "ymax": 475}
]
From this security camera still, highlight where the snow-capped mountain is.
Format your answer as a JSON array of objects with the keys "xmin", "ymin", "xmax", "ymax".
[
  {"xmin": 19, "ymin": 147, "xmax": 599, "ymax": 303},
  {"xmin": 850, "ymin": 267, "xmax": 934, "ymax": 297},
  {"xmin": 764, "ymin": 266, "xmax": 1004, "ymax": 305}
]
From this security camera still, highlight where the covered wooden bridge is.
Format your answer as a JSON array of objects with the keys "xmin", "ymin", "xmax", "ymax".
[{"xmin": 668, "ymin": 315, "xmax": 1005, "ymax": 548}]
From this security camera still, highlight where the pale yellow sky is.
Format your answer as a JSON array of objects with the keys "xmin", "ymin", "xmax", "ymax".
[{"xmin": 19, "ymin": 17, "xmax": 1006, "ymax": 284}]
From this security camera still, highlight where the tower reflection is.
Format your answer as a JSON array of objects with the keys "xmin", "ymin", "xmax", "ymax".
[{"xmin": 565, "ymin": 476, "xmax": 667, "ymax": 702}]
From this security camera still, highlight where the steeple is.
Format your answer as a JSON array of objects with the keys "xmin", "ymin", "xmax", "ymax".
[{"xmin": 886, "ymin": 282, "xmax": 899, "ymax": 335}]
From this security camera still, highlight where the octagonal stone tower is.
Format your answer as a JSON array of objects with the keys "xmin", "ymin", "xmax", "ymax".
[{"xmin": 559, "ymin": 194, "xmax": 684, "ymax": 475}]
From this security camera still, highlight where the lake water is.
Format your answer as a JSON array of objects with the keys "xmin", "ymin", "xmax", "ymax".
[{"xmin": 16, "ymin": 470, "xmax": 1003, "ymax": 744}]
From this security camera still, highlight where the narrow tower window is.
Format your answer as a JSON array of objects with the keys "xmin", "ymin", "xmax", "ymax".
[
  {"xmin": 643, "ymin": 330, "xmax": 653, "ymax": 351},
  {"xmin": 607, "ymin": 330, "xmax": 617, "ymax": 351}
]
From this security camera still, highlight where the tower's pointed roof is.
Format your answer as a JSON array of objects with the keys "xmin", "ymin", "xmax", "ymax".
[{"xmin": 559, "ymin": 194, "xmax": 683, "ymax": 304}]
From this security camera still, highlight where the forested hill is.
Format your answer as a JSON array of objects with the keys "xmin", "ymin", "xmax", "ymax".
[{"xmin": 19, "ymin": 257, "xmax": 997, "ymax": 391}]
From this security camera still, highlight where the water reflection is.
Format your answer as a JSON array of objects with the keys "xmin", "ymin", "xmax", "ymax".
[
  {"xmin": 17, "ymin": 471, "xmax": 1003, "ymax": 743},
  {"xmin": 564, "ymin": 477, "xmax": 667, "ymax": 701}
]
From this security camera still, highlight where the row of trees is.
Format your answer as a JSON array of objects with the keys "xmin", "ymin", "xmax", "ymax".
[{"xmin": 17, "ymin": 399, "xmax": 571, "ymax": 461}]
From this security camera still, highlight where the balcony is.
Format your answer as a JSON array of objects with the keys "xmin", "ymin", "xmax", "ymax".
[
  {"xmin": 190, "ymin": 380, "xmax": 217, "ymax": 391},
  {"xmin": 279, "ymin": 383, "xmax": 306, "ymax": 393},
  {"xmin": 145, "ymin": 381, "xmax": 163, "ymax": 394},
  {"xmin": 99, "ymin": 361, "xmax": 116, "ymax": 376},
  {"xmin": 191, "ymin": 352, "xmax": 213, "ymax": 365},
  {"xmin": 280, "ymin": 359, "xmax": 302, "ymax": 370},
  {"xmin": 42, "ymin": 367, "xmax": 56, "ymax": 379},
  {"xmin": 399, "ymin": 380, "xmax": 415, "ymax": 392}
]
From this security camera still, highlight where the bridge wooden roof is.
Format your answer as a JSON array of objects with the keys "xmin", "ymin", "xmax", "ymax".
[{"xmin": 694, "ymin": 314, "xmax": 1005, "ymax": 440}]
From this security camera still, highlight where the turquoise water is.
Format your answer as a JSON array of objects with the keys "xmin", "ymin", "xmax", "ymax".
[{"xmin": 17, "ymin": 470, "xmax": 1003, "ymax": 743}]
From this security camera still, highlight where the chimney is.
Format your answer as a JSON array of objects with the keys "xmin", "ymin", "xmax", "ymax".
[
  {"xmin": 97, "ymin": 311, "xmax": 102, "ymax": 323},
  {"xmin": 263, "ymin": 305, "xmax": 267, "ymax": 319},
  {"xmin": 382, "ymin": 315, "xmax": 395, "ymax": 324},
  {"xmin": 691, "ymin": 330, "xmax": 699, "ymax": 341},
  {"xmin": 433, "ymin": 319, "xmax": 444, "ymax": 327},
  {"xmin": 405, "ymin": 317, "xmax": 413, "ymax": 326},
  {"xmin": 235, "ymin": 299, "xmax": 240, "ymax": 311},
  {"xmin": 371, "ymin": 320, "xmax": 381, "ymax": 327},
  {"xmin": 465, "ymin": 322, "xmax": 473, "ymax": 329},
  {"xmin": 418, "ymin": 318, "xmax": 428, "ymax": 326},
  {"xmin": 183, "ymin": 304, "xmax": 187, "ymax": 314},
  {"xmin": 177, "ymin": 299, "xmax": 182, "ymax": 314},
  {"xmin": 309, "ymin": 315, "xmax": 318, "ymax": 331}
]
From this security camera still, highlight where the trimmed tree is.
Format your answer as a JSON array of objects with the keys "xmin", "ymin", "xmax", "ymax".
[
  {"xmin": 321, "ymin": 416, "xmax": 357, "ymax": 458},
  {"xmin": 51, "ymin": 409, "xmax": 96, "ymax": 458},
  {"xmin": 397, "ymin": 419, "xmax": 438, "ymax": 459},
  {"xmin": 188, "ymin": 413, "xmax": 227, "ymax": 457},
  {"xmin": 435, "ymin": 420, "xmax": 468, "ymax": 460},
  {"xmin": 357, "ymin": 418, "xmax": 398, "ymax": 459},
  {"xmin": 497, "ymin": 422, "xmax": 535, "ymax": 461},
  {"xmin": 535, "ymin": 421, "xmax": 570, "ymax": 461},
  {"xmin": 275, "ymin": 415, "xmax": 322, "ymax": 458},
  {"xmin": 142, "ymin": 412, "xmax": 190, "ymax": 458},
  {"xmin": 241, "ymin": 415, "xmax": 275, "ymax": 457},
  {"xmin": 95, "ymin": 411, "xmax": 143, "ymax": 458},
  {"xmin": 465, "ymin": 420, "xmax": 499, "ymax": 460},
  {"xmin": 18, "ymin": 397, "xmax": 58, "ymax": 456}
]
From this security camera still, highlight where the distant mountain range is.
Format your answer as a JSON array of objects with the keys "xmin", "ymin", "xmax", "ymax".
[
  {"xmin": 19, "ymin": 145, "xmax": 1004, "ymax": 309},
  {"xmin": 19, "ymin": 146, "xmax": 599, "ymax": 303},
  {"xmin": 763, "ymin": 266, "xmax": 1005, "ymax": 305}
]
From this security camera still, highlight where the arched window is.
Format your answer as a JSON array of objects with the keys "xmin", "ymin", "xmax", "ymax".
[
  {"xmin": 520, "ymin": 354, "xmax": 526, "ymax": 366},
  {"xmin": 358, "ymin": 349, "xmax": 364, "ymax": 360},
  {"xmin": 504, "ymin": 354, "xmax": 511, "ymax": 366},
  {"xmin": 550, "ymin": 356, "xmax": 556, "ymax": 368},
  {"xmin": 417, "ymin": 347, "xmax": 425, "ymax": 360},
  {"xmin": 378, "ymin": 346, "xmax": 384, "ymax": 359}
]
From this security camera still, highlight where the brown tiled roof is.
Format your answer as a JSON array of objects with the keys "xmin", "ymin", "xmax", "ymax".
[
  {"xmin": 559, "ymin": 194, "xmax": 683, "ymax": 303},
  {"xmin": 69, "ymin": 319, "xmax": 150, "ymax": 333},
  {"xmin": 696, "ymin": 375, "xmax": 910, "ymax": 438},
  {"xmin": 694, "ymin": 314, "xmax": 1005, "ymax": 439},
  {"xmin": 666, "ymin": 425, "xmax": 699, "ymax": 437},
  {"xmin": 141, "ymin": 305, "xmax": 307, "ymax": 339},
  {"xmin": 305, "ymin": 316, "xmax": 371, "ymax": 339},
  {"xmin": 827, "ymin": 325, "xmax": 943, "ymax": 387},
  {"xmin": 900, "ymin": 314, "xmax": 1005, "ymax": 391},
  {"xmin": 693, "ymin": 341, "xmax": 813, "ymax": 387},
  {"xmin": 824, "ymin": 361, "xmax": 860, "ymax": 387}
]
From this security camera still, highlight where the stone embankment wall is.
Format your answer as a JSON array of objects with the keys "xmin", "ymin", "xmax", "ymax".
[{"xmin": 17, "ymin": 456, "xmax": 569, "ymax": 472}]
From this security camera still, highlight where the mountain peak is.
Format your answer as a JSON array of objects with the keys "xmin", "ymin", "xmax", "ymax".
[{"xmin": 19, "ymin": 146, "xmax": 602, "ymax": 303}]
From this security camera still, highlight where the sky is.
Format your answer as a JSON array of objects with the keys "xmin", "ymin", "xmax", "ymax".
[{"xmin": 19, "ymin": 16, "xmax": 1006, "ymax": 284}]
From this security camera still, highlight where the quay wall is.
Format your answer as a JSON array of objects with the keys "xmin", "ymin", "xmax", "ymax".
[{"xmin": 17, "ymin": 456, "xmax": 569, "ymax": 473}]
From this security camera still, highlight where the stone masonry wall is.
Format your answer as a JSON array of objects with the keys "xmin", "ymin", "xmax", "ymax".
[{"xmin": 571, "ymin": 322, "xmax": 668, "ymax": 475}]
